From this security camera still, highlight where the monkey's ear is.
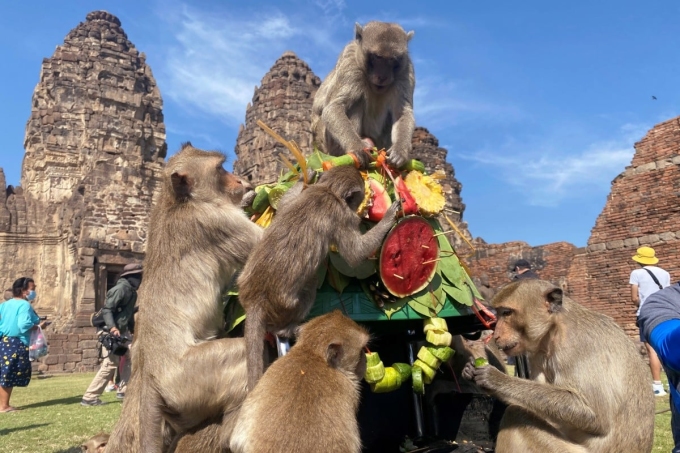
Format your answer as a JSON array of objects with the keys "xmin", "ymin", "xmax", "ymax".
[
  {"xmin": 355, "ymin": 23, "xmax": 363, "ymax": 41},
  {"xmin": 171, "ymin": 172, "xmax": 194, "ymax": 200},
  {"xmin": 406, "ymin": 30, "xmax": 415, "ymax": 41},
  {"xmin": 544, "ymin": 287, "xmax": 563, "ymax": 314},
  {"xmin": 326, "ymin": 342, "xmax": 344, "ymax": 368},
  {"xmin": 180, "ymin": 141, "xmax": 193, "ymax": 150}
]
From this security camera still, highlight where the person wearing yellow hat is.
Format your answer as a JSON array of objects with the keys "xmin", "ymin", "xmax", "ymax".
[{"xmin": 630, "ymin": 246, "xmax": 670, "ymax": 396}]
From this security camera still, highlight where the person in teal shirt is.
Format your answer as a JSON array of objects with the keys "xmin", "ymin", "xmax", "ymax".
[{"xmin": 0, "ymin": 277, "xmax": 46, "ymax": 413}]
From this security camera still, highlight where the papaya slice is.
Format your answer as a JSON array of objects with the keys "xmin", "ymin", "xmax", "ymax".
[{"xmin": 379, "ymin": 217, "xmax": 439, "ymax": 298}]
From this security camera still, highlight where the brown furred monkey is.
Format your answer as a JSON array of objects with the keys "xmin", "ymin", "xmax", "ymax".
[
  {"xmin": 230, "ymin": 310, "xmax": 369, "ymax": 453},
  {"xmin": 311, "ymin": 21, "xmax": 415, "ymax": 169},
  {"xmin": 80, "ymin": 432, "xmax": 109, "ymax": 453},
  {"xmin": 463, "ymin": 279, "xmax": 655, "ymax": 453},
  {"xmin": 239, "ymin": 165, "xmax": 398, "ymax": 391},
  {"xmin": 106, "ymin": 144, "xmax": 263, "ymax": 453}
]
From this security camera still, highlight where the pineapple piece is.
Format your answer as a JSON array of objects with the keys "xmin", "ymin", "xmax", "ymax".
[{"xmin": 404, "ymin": 171, "xmax": 446, "ymax": 217}]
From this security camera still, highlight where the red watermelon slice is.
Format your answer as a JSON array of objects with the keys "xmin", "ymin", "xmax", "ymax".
[{"xmin": 379, "ymin": 217, "xmax": 439, "ymax": 297}]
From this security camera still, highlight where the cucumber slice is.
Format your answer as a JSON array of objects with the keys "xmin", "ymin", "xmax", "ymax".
[
  {"xmin": 427, "ymin": 345, "xmax": 455, "ymax": 362},
  {"xmin": 413, "ymin": 359, "xmax": 436, "ymax": 384},
  {"xmin": 425, "ymin": 329, "xmax": 452, "ymax": 347},
  {"xmin": 392, "ymin": 363, "xmax": 412, "ymax": 381},
  {"xmin": 412, "ymin": 366, "xmax": 424, "ymax": 394},
  {"xmin": 366, "ymin": 352, "xmax": 382, "ymax": 368},
  {"xmin": 417, "ymin": 346, "xmax": 441, "ymax": 370},
  {"xmin": 370, "ymin": 367, "xmax": 402, "ymax": 393},
  {"xmin": 474, "ymin": 357, "xmax": 489, "ymax": 368},
  {"xmin": 364, "ymin": 361, "xmax": 386, "ymax": 383},
  {"xmin": 423, "ymin": 317, "xmax": 448, "ymax": 333}
]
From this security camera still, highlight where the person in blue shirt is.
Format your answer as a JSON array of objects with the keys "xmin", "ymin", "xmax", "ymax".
[
  {"xmin": 638, "ymin": 282, "xmax": 680, "ymax": 453},
  {"xmin": 0, "ymin": 277, "xmax": 46, "ymax": 413}
]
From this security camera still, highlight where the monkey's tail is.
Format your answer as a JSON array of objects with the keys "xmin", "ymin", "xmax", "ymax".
[{"xmin": 244, "ymin": 309, "xmax": 265, "ymax": 392}]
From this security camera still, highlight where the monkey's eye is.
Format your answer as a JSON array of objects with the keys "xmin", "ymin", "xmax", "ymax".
[{"xmin": 497, "ymin": 308, "xmax": 514, "ymax": 317}]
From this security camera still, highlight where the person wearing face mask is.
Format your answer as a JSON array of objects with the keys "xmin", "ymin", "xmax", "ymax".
[
  {"xmin": 0, "ymin": 277, "xmax": 46, "ymax": 413},
  {"xmin": 81, "ymin": 263, "xmax": 142, "ymax": 406}
]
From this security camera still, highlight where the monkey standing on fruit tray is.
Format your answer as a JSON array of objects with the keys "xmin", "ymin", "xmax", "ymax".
[
  {"xmin": 312, "ymin": 21, "xmax": 415, "ymax": 169},
  {"xmin": 463, "ymin": 279, "xmax": 655, "ymax": 453}
]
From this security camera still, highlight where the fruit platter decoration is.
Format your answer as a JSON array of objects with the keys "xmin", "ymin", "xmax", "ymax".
[{"xmin": 241, "ymin": 121, "xmax": 483, "ymax": 321}]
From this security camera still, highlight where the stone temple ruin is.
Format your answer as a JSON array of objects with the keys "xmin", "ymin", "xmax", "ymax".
[
  {"xmin": 6, "ymin": 11, "xmax": 680, "ymax": 373},
  {"xmin": 2, "ymin": 11, "xmax": 166, "ymax": 372}
]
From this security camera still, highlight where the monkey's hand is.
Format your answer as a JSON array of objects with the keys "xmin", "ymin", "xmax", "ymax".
[
  {"xmin": 462, "ymin": 359, "xmax": 506, "ymax": 392},
  {"xmin": 386, "ymin": 145, "xmax": 409, "ymax": 169},
  {"xmin": 386, "ymin": 200, "xmax": 400, "ymax": 220},
  {"xmin": 240, "ymin": 190, "xmax": 257, "ymax": 208}
]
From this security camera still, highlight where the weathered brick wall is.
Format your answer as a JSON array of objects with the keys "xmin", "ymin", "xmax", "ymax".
[
  {"xmin": 466, "ymin": 241, "xmax": 582, "ymax": 295},
  {"xmin": 578, "ymin": 117, "xmax": 680, "ymax": 337}
]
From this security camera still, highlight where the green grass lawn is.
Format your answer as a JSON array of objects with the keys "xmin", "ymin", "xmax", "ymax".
[{"xmin": 0, "ymin": 373, "xmax": 675, "ymax": 452}]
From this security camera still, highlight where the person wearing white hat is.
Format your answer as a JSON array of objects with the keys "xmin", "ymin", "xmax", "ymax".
[{"xmin": 630, "ymin": 246, "xmax": 670, "ymax": 396}]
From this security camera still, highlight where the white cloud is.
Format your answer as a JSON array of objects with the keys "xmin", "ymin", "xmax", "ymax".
[
  {"xmin": 457, "ymin": 123, "xmax": 650, "ymax": 207},
  {"xmin": 156, "ymin": 4, "xmax": 342, "ymax": 125}
]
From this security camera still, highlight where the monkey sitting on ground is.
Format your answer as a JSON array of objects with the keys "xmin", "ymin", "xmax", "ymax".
[
  {"xmin": 463, "ymin": 279, "xmax": 655, "ymax": 453},
  {"xmin": 80, "ymin": 432, "xmax": 109, "ymax": 453},
  {"xmin": 239, "ymin": 165, "xmax": 398, "ymax": 391},
  {"xmin": 105, "ymin": 144, "xmax": 263, "ymax": 453},
  {"xmin": 230, "ymin": 310, "xmax": 369, "ymax": 453},
  {"xmin": 311, "ymin": 21, "xmax": 415, "ymax": 169}
]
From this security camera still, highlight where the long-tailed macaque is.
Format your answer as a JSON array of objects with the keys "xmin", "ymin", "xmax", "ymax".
[
  {"xmin": 463, "ymin": 279, "xmax": 655, "ymax": 453},
  {"xmin": 80, "ymin": 432, "xmax": 109, "ymax": 453},
  {"xmin": 312, "ymin": 21, "xmax": 415, "ymax": 168},
  {"xmin": 239, "ymin": 166, "xmax": 398, "ymax": 391},
  {"xmin": 230, "ymin": 310, "xmax": 369, "ymax": 453},
  {"xmin": 106, "ymin": 144, "xmax": 263, "ymax": 453}
]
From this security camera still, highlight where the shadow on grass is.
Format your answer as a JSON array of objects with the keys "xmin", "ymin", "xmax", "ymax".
[
  {"xmin": 19, "ymin": 396, "xmax": 83, "ymax": 409},
  {"xmin": 0, "ymin": 423, "xmax": 49, "ymax": 435},
  {"xmin": 53, "ymin": 448, "xmax": 81, "ymax": 453}
]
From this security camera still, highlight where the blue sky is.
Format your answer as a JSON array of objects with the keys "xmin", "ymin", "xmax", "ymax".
[{"xmin": 1, "ymin": 1, "xmax": 679, "ymax": 247}]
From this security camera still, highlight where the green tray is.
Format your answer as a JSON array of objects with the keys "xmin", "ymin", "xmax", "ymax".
[{"xmin": 308, "ymin": 280, "xmax": 475, "ymax": 322}]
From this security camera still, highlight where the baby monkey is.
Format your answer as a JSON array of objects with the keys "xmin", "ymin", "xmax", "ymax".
[
  {"xmin": 239, "ymin": 165, "xmax": 398, "ymax": 390},
  {"xmin": 230, "ymin": 310, "xmax": 369, "ymax": 453}
]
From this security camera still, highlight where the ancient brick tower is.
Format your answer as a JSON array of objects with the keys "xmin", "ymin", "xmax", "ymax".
[
  {"xmin": 7, "ymin": 10, "xmax": 166, "ymax": 372},
  {"xmin": 233, "ymin": 51, "xmax": 321, "ymax": 185},
  {"xmin": 565, "ymin": 117, "xmax": 680, "ymax": 336}
]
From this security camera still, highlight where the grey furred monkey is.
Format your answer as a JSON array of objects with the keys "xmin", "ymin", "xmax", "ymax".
[
  {"xmin": 238, "ymin": 165, "xmax": 398, "ymax": 391},
  {"xmin": 230, "ymin": 310, "xmax": 369, "ymax": 453},
  {"xmin": 106, "ymin": 144, "xmax": 262, "ymax": 453},
  {"xmin": 463, "ymin": 279, "xmax": 654, "ymax": 453},
  {"xmin": 312, "ymin": 21, "xmax": 415, "ymax": 169}
]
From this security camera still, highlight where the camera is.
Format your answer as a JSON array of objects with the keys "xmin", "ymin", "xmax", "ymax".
[{"xmin": 98, "ymin": 332, "xmax": 130, "ymax": 356}]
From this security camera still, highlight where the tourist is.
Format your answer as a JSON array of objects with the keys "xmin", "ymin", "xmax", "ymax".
[
  {"xmin": 512, "ymin": 259, "xmax": 539, "ymax": 280},
  {"xmin": 81, "ymin": 263, "xmax": 142, "ymax": 406},
  {"xmin": 638, "ymin": 283, "xmax": 680, "ymax": 453},
  {"xmin": 630, "ymin": 246, "xmax": 671, "ymax": 396},
  {"xmin": 0, "ymin": 277, "xmax": 47, "ymax": 413}
]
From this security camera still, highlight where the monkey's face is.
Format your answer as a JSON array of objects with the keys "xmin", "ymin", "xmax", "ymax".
[
  {"xmin": 492, "ymin": 305, "xmax": 525, "ymax": 356},
  {"xmin": 366, "ymin": 53, "xmax": 402, "ymax": 93},
  {"xmin": 218, "ymin": 165, "xmax": 248, "ymax": 205}
]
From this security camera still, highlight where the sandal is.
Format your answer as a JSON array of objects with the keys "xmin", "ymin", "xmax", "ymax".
[{"xmin": 0, "ymin": 407, "xmax": 19, "ymax": 413}]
